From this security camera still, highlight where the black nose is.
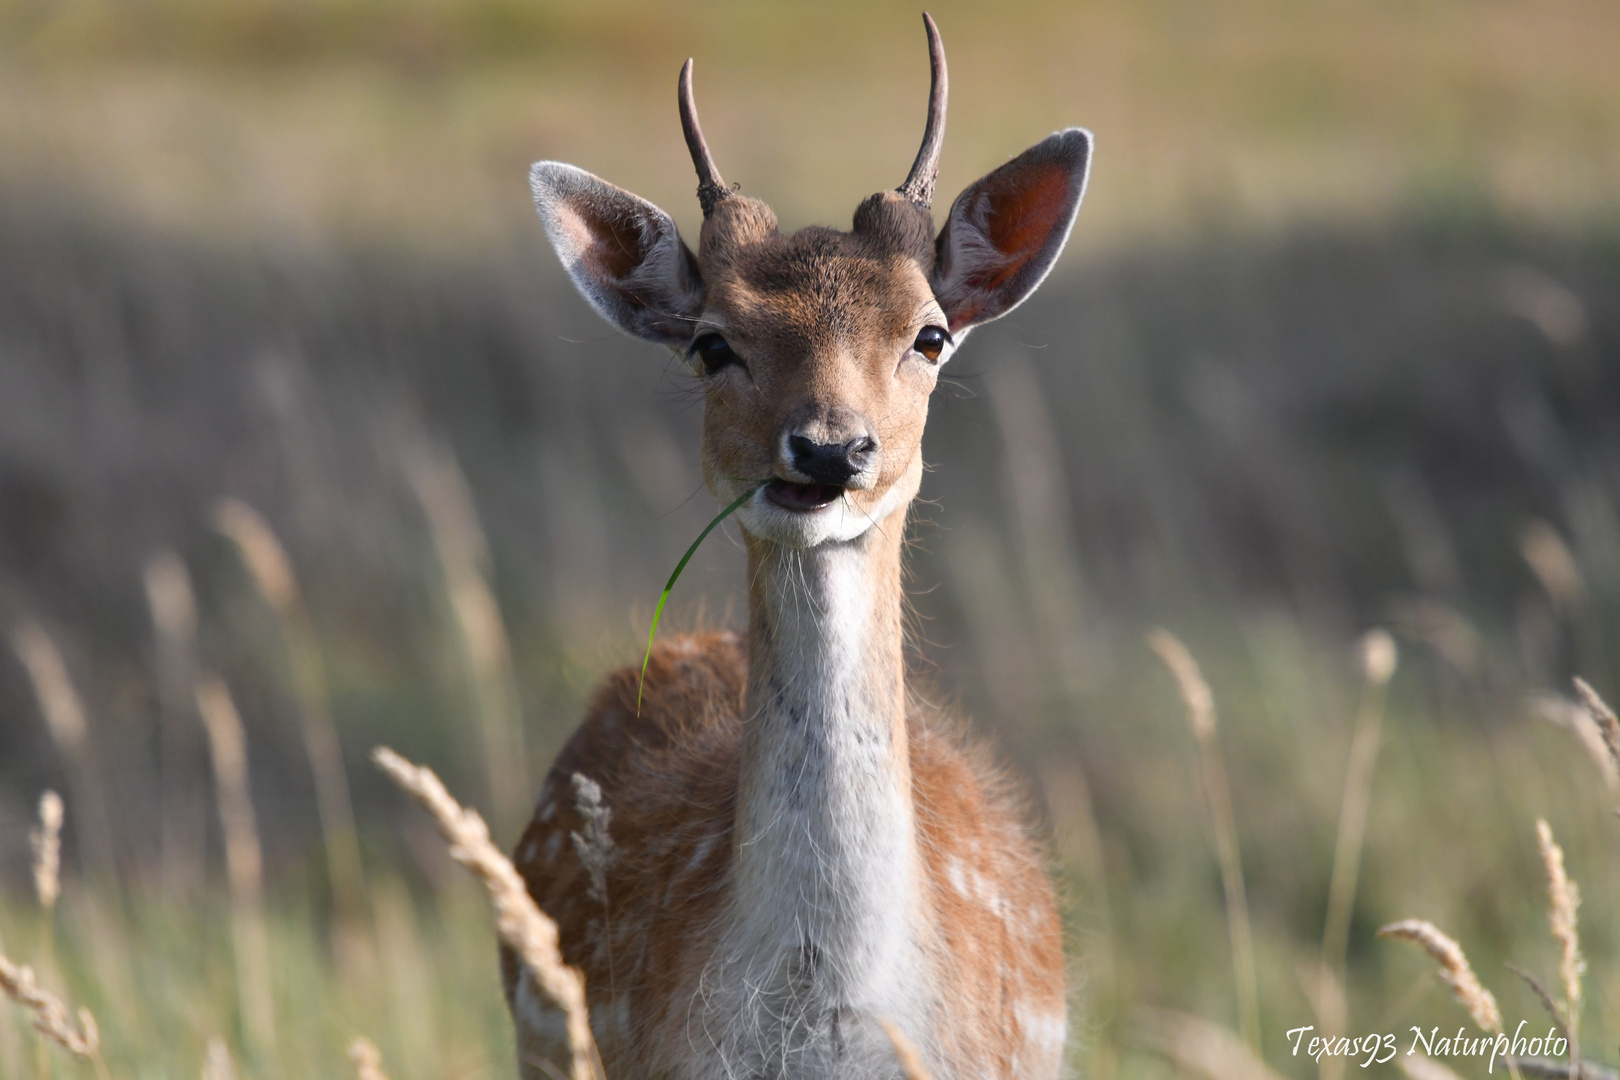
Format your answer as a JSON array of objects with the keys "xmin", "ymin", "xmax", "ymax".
[{"xmin": 788, "ymin": 434, "xmax": 878, "ymax": 486}]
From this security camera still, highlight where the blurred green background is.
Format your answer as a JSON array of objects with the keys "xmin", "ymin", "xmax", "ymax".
[{"xmin": 1, "ymin": 0, "xmax": 1619, "ymax": 1077}]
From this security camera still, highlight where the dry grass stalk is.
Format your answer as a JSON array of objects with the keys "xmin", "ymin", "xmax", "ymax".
[
  {"xmin": 1391, "ymin": 599, "xmax": 1480, "ymax": 674},
  {"xmin": 369, "ymin": 881, "xmax": 440, "ymax": 1068},
  {"xmin": 201, "ymin": 1036, "xmax": 236, "ymax": 1080},
  {"xmin": 1572, "ymin": 679, "xmax": 1620, "ymax": 780},
  {"xmin": 143, "ymin": 549, "xmax": 198, "ymax": 644},
  {"xmin": 1505, "ymin": 963, "xmax": 1569, "ymax": 1044},
  {"xmin": 879, "ymin": 1018, "xmax": 936, "ymax": 1080},
  {"xmin": 1530, "ymin": 694, "xmax": 1619, "ymax": 790},
  {"xmin": 0, "ymin": 933, "xmax": 16, "ymax": 1080},
  {"xmin": 371, "ymin": 747, "xmax": 602, "ymax": 1080},
  {"xmin": 9, "ymin": 619, "xmax": 116, "ymax": 878},
  {"xmin": 400, "ymin": 436, "xmax": 529, "ymax": 836},
  {"xmin": 1319, "ymin": 627, "xmax": 1399, "ymax": 1080},
  {"xmin": 1378, "ymin": 919, "xmax": 1501, "ymax": 1033},
  {"xmin": 1148, "ymin": 629, "xmax": 1216, "ymax": 738},
  {"xmin": 10, "ymin": 620, "xmax": 88, "ymax": 752},
  {"xmin": 196, "ymin": 676, "xmax": 277, "ymax": 1058},
  {"xmin": 1400, "ymin": 1052, "xmax": 1468, "ymax": 1080},
  {"xmin": 212, "ymin": 498, "xmax": 367, "ymax": 924},
  {"xmin": 212, "ymin": 499, "xmax": 297, "ymax": 611},
  {"xmin": 31, "ymin": 791, "xmax": 63, "ymax": 913},
  {"xmin": 1513, "ymin": 1059, "xmax": 1620, "ymax": 1080},
  {"xmin": 1148, "ymin": 630, "xmax": 1259, "ymax": 1050},
  {"xmin": 347, "ymin": 1036, "xmax": 390, "ymax": 1080},
  {"xmin": 0, "ymin": 952, "xmax": 110, "ymax": 1080},
  {"xmin": 144, "ymin": 549, "xmax": 207, "ymax": 898},
  {"xmin": 1323, "ymin": 628, "xmax": 1399, "ymax": 997},
  {"xmin": 1520, "ymin": 521, "xmax": 1584, "ymax": 612},
  {"xmin": 1534, "ymin": 820, "xmax": 1583, "ymax": 1046},
  {"xmin": 1131, "ymin": 1008, "xmax": 1289, "ymax": 1080},
  {"xmin": 1299, "ymin": 959, "xmax": 1348, "ymax": 1080}
]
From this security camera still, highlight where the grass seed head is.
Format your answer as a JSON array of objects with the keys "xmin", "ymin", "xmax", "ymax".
[
  {"xmin": 1379, "ymin": 919, "xmax": 1501, "ymax": 1033},
  {"xmin": 1148, "ymin": 629, "xmax": 1217, "ymax": 739},
  {"xmin": 348, "ymin": 1036, "xmax": 390, "ymax": 1080},
  {"xmin": 1535, "ymin": 819, "xmax": 1584, "ymax": 1026},
  {"xmin": 212, "ymin": 498, "xmax": 298, "ymax": 612},
  {"xmin": 371, "ymin": 746, "xmax": 603, "ymax": 1080},
  {"xmin": 9, "ymin": 620, "xmax": 88, "ymax": 752},
  {"xmin": 1520, "ymin": 521, "xmax": 1584, "ymax": 610},
  {"xmin": 1530, "ymin": 694, "xmax": 1620, "ymax": 790},
  {"xmin": 31, "ymin": 789, "xmax": 63, "ymax": 912},
  {"xmin": 0, "ymin": 953, "xmax": 102, "ymax": 1060},
  {"xmin": 1360, "ymin": 628, "xmax": 1398, "ymax": 686},
  {"xmin": 1573, "ymin": 678, "xmax": 1620, "ymax": 779}
]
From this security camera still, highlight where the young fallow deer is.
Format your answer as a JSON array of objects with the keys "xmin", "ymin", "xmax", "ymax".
[{"xmin": 509, "ymin": 14, "xmax": 1092, "ymax": 1080}]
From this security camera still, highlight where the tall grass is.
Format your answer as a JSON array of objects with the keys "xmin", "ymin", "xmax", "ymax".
[
  {"xmin": 400, "ymin": 436, "xmax": 530, "ymax": 839},
  {"xmin": 196, "ymin": 676, "xmax": 277, "ymax": 1061},
  {"xmin": 1148, "ymin": 630, "xmax": 1259, "ymax": 1052},
  {"xmin": 0, "ymin": 95, "xmax": 1617, "ymax": 1079},
  {"xmin": 213, "ymin": 499, "xmax": 368, "ymax": 926},
  {"xmin": 143, "ymin": 548, "xmax": 208, "ymax": 900},
  {"xmin": 0, "ymin": 950, "xmax": 109, "ymax": 1080},
  {"xmin": 372, "ymin": 747, "xmax": 602, "ymax": 1080},
  {"xmin": 3, "ymin": 540, "xmax": 1620, "ymax": 1080},
  {"xmin": 7, "ymin": 622, "xmax": 116, "ymax": 886}
]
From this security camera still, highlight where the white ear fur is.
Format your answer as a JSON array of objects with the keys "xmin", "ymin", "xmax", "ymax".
[
  {"xmin": 530, "ymin": 162, "xmax": 703, "ymax": 347},
  {"xmin": 932, "ymin": 128, "xmax": 1093, "ymax": 334}
]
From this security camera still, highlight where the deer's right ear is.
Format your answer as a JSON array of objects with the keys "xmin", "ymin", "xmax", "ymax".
[{"xmin": 530, "ymin": 162, "xmax": 704, "ymax": 347}]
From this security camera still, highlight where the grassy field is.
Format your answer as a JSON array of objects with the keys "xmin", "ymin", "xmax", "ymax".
[
  {"xmin": 3, "ymin": 1, "xmax": 1620, "ymax": 1077},
  {"xmin": 4, "ymin": 595, "xmax": 1620, "ymax": 1079},
  {"xmin": 1, "ymin": 207, "xmax": 1618, "ymax": 1079},
  {"xmin": 1, "ymin": 0, "xmax": 1618, "ymax": 251}
]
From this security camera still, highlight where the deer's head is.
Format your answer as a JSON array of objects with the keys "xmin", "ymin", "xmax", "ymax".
[{"xmin": 531, "ymin": 15, "xmax": 1091, "ymax": 550}]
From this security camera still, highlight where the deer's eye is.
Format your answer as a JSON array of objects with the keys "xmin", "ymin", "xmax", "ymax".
[
  {"xmin": 692, "ymin": 333, "xmax": 743, "ymax": 375},
  {"xmin": 912, "ymin": 325, "xmax": 950, "ymax": 362}
]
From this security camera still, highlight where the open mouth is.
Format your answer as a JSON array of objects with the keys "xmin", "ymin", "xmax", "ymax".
[{"xmin": 764, "ymin": 479, "xmax": 844, "ymax": 512}]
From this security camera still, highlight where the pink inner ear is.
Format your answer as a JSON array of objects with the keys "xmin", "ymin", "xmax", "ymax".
[
  {"xmin": 976, "ymin": 163, "xmax": 1071, "ymax": 288},
  {"xmin": 942, "ymin": 161, "xmax": 1075, "ymax": 332},
  {"xmin": 564, "ymin": 199, "xmax": 647, "ymax": 282}
]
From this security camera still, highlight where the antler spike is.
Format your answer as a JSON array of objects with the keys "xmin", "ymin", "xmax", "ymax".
[
  {"xmin": 897, "ymin": 13, "xmax": 948, "ymax": 207},
  {"xmin": 679, "ymin": 59, "xmax": 730, "ymax": 217}
]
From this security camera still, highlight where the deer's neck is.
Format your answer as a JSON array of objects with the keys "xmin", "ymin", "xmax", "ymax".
[{"xmin": 728, "ymin": 521, "xmax": 923, "ymax": 1012}]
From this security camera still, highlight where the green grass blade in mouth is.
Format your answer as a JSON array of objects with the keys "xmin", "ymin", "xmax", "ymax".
[{"xmin": 637, "ymin": 484, "xmax": 761, "ymax": 714}]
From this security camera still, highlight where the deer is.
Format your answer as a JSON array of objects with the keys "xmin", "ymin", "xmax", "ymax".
[{"xmin": 507, "ymin": 14, "xmax": 1091, "ymax": 1080}]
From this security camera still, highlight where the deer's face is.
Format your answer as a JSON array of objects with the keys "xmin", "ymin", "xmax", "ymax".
[
  {"xmin": 530, "ymin": 16, "xmax": 1091, "ymax": 549},
  {"xmin": 690, "ymin": 198, "xmax": 953, "ymax": 547}
]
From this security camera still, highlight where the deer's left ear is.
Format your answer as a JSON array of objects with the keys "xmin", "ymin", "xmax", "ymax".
[{"xmin": 931, "ymin": 128, "xmax": 1092, "ymax": 334}]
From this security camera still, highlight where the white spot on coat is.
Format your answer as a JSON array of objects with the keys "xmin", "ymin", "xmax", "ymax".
[{"xmin": 947, "ymin": 857, "xmax": 968, "ymax": 898}]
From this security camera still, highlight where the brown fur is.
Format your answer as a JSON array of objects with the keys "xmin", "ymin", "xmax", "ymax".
[
  {"xmin": 691, "ymin": 195, "xmax": 943, "ymax": 529},
  {"xmin": 506, "ymin": 631, "xmax": 1065, "ymax": 1079}
]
